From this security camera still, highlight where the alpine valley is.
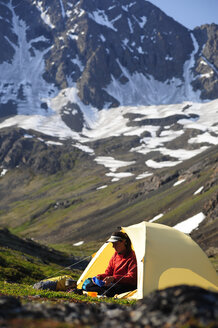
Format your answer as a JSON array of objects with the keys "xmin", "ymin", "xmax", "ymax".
[{"xmin": 0, "ymin": 0, "xmax": 217, "ymax": 262}]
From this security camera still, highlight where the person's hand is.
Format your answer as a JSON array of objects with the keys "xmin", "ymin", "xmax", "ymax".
[
  {"xmin": 93, "ymin": 276, "xmax": 101, "ymax": 284},
  {"xmin": 103, "ymin": 276, "xmax": 115, "ymax": 286}
]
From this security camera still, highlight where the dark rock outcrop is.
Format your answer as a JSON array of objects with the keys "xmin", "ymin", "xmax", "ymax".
[
  {"xmin": 191, "ymin": 192, "xmax": 218, "ymax": 251},
  {"xmin": 0, "ymin": 127, "xmax": 87, "ymax": 174},
  {"xmin": 0, "ymin": 285, "xmax": 217, "ymax": 327},
  {"xmin": 193, "ymin": 24, "xmax": 218, "ymax": 100}
]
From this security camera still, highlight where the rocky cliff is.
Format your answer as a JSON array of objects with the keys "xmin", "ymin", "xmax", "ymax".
[{"xmin": 0, "ymin": 0, "xmax": 217, "ymax": 132}]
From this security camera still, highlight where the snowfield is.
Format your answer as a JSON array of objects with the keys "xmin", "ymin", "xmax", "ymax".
[
  {"xmin": 0, "ymin": 1, "xmax": 217, "ymax": 183},
  {"xmin": 0, "ymin": 99, "xmax": 217, "ymax": 182},
  {"xmin": 173, "ymin": 212, "xmax": 206, "ymax": 234}
]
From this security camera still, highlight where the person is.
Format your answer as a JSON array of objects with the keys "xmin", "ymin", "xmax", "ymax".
[{"xmin": 84, "ymin": 231, "xmax": 137, "ymax": 297}]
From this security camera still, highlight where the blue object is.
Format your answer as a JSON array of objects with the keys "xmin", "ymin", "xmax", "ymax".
[
  {"xmin": 82, "ymin": 278, "xmax": 92, "ymax": 290},
  {"xmin": 93, "ymin": 276, "xmax": 105, "ymax": 287}
]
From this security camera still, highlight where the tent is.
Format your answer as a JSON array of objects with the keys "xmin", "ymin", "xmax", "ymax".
[{"xmin": 77, "ymin": 221, "xmax": 218, "ymax": 299}]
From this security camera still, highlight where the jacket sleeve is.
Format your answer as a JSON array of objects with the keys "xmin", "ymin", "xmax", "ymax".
[
  {"xmin": 96, "ymin": 255, "xmax": 115, "ymax": 280},
  {"xmin": 113, "ymin": 256, "xmax": 137, "ymax": 285}
]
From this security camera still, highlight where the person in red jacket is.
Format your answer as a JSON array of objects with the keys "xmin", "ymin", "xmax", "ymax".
[{"xmin": 85, "ymin": 231, "xmax": 137, "ymax": 297}]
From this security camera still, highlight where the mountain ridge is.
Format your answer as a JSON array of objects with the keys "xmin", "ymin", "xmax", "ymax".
[
  {"xmin": 0, "ymin": 0, "xmax": 217, "ymax": 130},
  {"xmin": 0, "ymin": 0, "xmax": 217, "ymax": 255}
]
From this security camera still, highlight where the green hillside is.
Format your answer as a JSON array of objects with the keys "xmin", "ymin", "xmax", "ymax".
[{"xmin": 0, "ymin": 145, "xmax": 217, "ymax": 259}]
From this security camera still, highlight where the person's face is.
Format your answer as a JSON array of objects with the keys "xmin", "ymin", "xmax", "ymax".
[{"xmin": 112, "ymin": 239, "xmax": 126, "ymax": 254}]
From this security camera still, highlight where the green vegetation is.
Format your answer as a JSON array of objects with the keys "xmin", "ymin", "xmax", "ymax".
[
  {"xmin": 0, "ymin": 145, "xmax": 218, "ymax": 312},
  {"xmin": 0, "ymin": 245, "xmax": 135, "ymax": 306},
  {"xmin": 0, "ymin": 246, "xmax": 79, "ymax": 284},
  {"xmin": 0, "ymin": 152, "xmax": 216, "ymax": 246},
  {"xmin": 0, "ymin": 281, "xmax": 134, "ymax": 305}
]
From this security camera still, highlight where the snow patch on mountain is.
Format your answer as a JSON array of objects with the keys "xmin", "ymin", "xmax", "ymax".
[
  {"xmin": 173, "ymin": 179, "xmax": 186, "ymax": 186},
  {"xmin": 189, "ymin": 132, "xmax": 218, "ymax": 145},
  {"xmin": 149, "ymin": 213, "xmax": 164, "ymax": 223},
  {"xmin": 194, "ymin": 186, "xmax": 204, "ymax": 195},
  {"xmin": 104, "ymin": 34, "xmax": 201, "ymax": 107},
  {"xmin": 146, "ymin": 159, "xmax": 181, "ymax": 168},
  {"xmin": 73, "ymin": 143, "xmax": 94, "ymax": 154},
  {"xmin": 59, "ymin": 0, "xmax": 66, "ymax": 18},
  {"xmin": 82, "ymin": 100, "xmax": 218, "ymax": 142},
  {"xmin": 88, "ymin": 10, "xmax": 118, "ymax": 31},
  {"xmin": 106, "ymin": 171, "xmax": 134, "ymax": 182},
  {"xmin": 81, "ymin": 99, "xmax": 218, "ymax": 169},
  {"xmin": 48, "ymin": 87, "xmax": 99, "ymax": 128},
  {"xmin": 94, "ymin": 156, "xmax": 135, "ymax": 172},
  {"xmin": 173, "ymin": 212, "xmax": 206, "ymax": 234},
  {"xmin": 132, "ymin": 130, "xmax": 184, "ymax": 155},
  {"xmin": 1, "ymin": 98, "xmax": 217, "ymax": 175},
  {"xmin": 0, "ymin": 114, "xmax": 80, "ymax": 140},
  {"xmin": 0, "ymin": 169, "xmax": 8, "ymax": 177},
  {"xmin": 71, "ymin": 56, "xmax": 84, "ymax": 72},
  {"xmin": 46, "ymin": 140, "xmax": 63, "ymax": 146},
  {"xmin": 93, "ymin": 156, "xmax": 135, "ymax": 181},
  {"xmin": 136, "ymin": 172, "xmax": 153, "ymax": 180},
  {"xmin": 96, "ymin": 185, "xmax": 108, "ymax": 190},
  {"xmin": 0, "ymin": 76, "xmax": 218, "ymax": 178},
  {"xmin": 158, "ymin": 147, "xmax": 209, "ymax": 161},
  {"xmin": 0, "ymin": 2, "xmax": 56, "ymax": 115},
  {"xmin": 33, "ymin": 1, "xmax": 55, "ymax": 28}
]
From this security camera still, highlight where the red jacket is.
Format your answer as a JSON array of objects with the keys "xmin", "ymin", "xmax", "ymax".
[{"xmin": 97, "ymin": 250, "xmax": 137, "ymax": 286}]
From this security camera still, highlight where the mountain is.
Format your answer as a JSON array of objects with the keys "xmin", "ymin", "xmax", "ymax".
[
  {"xmin": 0, "ymin": 0, "xmax": 217, "ymax": 257},
  {"xmin": 0, "ymin": 0, "xmax": 217, "ymax": 130}
]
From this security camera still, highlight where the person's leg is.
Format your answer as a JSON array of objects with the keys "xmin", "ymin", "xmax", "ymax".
[
  {"xmin": 85, "ymin": 281, "xmax": 137, "ymax": 297},
  {"xmin": 85, "ymin": 281, "xmax": 106, "ymax": 295},
  {"xmin": 103, "ymin": 284, "xmax": 136, "ymax": 297}
]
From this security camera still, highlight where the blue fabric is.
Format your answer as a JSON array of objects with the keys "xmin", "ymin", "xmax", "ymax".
[
  {"xmin": 92, "ymin": 276, "xmax": 105, "ymax": 287},
  {"xmin": 82, "ymin": 278, "xmax": 93, "ymax": 290}
]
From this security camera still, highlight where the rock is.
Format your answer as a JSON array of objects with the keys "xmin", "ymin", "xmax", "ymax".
[
  {"xmin": 0, "ymin": 286, "xmax": 217, "ymax": 327},
  {"xmin": 193, "ymin": 24, "xmax": 218, "ymax": 100},
  {"xmin": 0, "ymin": 296, "xmax": 21, "ymax": 313},
  {"xmin": 0, "ymin": 127, "xmax": 87, "ymax": 174}
]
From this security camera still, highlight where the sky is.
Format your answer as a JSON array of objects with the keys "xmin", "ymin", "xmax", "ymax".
[{"xmin": 148, "ymin": 0, "xmax": 218, "ymax": 29}]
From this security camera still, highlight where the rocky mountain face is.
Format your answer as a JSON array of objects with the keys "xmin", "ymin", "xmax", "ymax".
[
  {"xmin": 192, "ymin": 24, "xmax": 218, "ymax": 99},
  {"xmin": 0, "ymin": 0, "xmax": 217, "ymax": 132},
  {"xmin": 0, "ymin": 127, "xmax": 87, "ymax": 174}
]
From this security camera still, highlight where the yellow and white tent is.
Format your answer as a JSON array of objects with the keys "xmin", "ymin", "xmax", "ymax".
[{"xmin": 77, "ymin": 221, "xmax": 218, "ymax": 299}]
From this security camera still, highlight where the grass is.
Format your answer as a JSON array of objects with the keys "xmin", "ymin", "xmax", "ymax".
[
  {"xmin": 102, "ymin": 167, "xmax": 217, "ymax": 229},
  {"xmin": 0, "ymin": 244, "xmax": 135, "ymax": 306},
  {"xmin": 157, "ymin": 184, "xmax": 217, "ymax": 226},
  {"xmin": 0, "ymin": 146, "xmax": 217, "ymax": 255},
  {"xmin": 0, "ymin": 281, "xmax": 135, "ymax": 305},
  {"xmin": 0, "ymin": 246, "xmax": 79, "ymax": 284}
]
